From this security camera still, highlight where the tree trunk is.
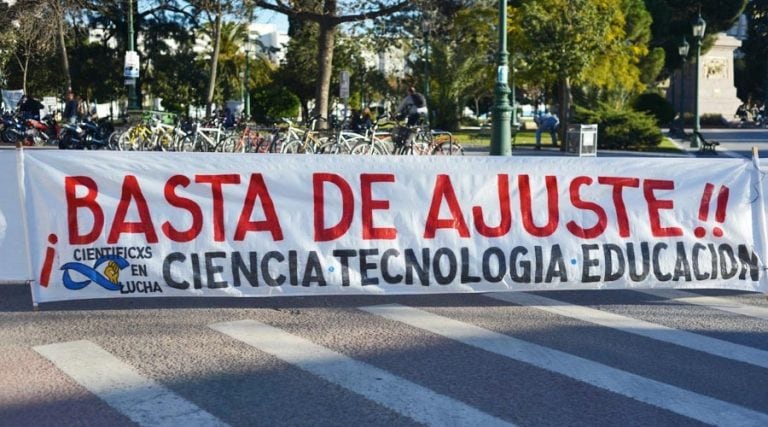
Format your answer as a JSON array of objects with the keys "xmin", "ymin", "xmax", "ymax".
[
  {"xmin": 301, "ymin": 99, "xmax": 310, "ymax": 123},
  {"xmin": 22, "ymin": 56, "xmax": 29, "ymax": 94},
  {"xmin": 314, "ymin": 19, "xmax": 335, "ymax": 127},
  {"xmin": 558, "ymin": 76, "xmax": 571, "ymax": 152},
  {"xmin": 205, "ymin": 0, "xmax": 223, "ymax": 116},
  {"xmin": 56, "ymin": 8, "xmax": 72, "ymax": 92}
]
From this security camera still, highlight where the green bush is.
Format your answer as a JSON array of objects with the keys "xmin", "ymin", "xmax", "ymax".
[
  {"xmin": 460, "ymin": 116, "xmax": 480, "ymax": 127},
  {"xmin": 575, "ymin": 106, "xmax": 663, "ymax": 150},
  {"xmin": 250, "ymin": 84, "xmax": 300, "ymax": 124},
  {"xmin": 632, "ymin": 93, "xmax": 675, "ymax": 126}
]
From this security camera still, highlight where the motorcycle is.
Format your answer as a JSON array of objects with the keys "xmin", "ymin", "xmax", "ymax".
[
  {"xmin": 1, "ymin": 112, "xmax": 25, "ymax": 144},
  {"xmin": 24, "ymin": 114, "xmax": 59, "ymax": 146},
  {"xmin": 58, "ymin": 117, "xmax": 116, "ymax": 150}
]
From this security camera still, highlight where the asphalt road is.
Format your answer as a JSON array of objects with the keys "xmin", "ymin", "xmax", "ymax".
[
  {"xmin": 1, "ymin": 285, "xmax": 767, "ymax": 426},
  {"xmin": 694, "ymin": 128, "xmax": 768, "ymax": 159}
]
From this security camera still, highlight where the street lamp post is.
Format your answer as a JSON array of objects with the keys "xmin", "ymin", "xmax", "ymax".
[
  {"xmin": 244, "ymin": 36, "xmax": 252, "ymax": 120},
  {"xmin": 490, "ymin": 0, "xmax": 512, "ymax": 156},
  {"xmin": 127, "ymin": 0, "xmax": 140, "ymax": 111},
  {"xmin": 422, "ymin": 17, "xmax": 431, "ymax": 124},
  {"xmin": 691, "ymin": 11, "xmax": 706, "ymax": 147},
  {"xmin": 511, "ymin": 56, "xmax": 518, "ymax": 128},
  {"xmin": 678, "ymin": 37, "xmax": 689, "ymax": 136}
]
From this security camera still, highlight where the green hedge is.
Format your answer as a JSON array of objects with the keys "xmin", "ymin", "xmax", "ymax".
[
  {"xmin": 632, "ymin": 93, "xmax": 675, "ymax": 126},
  {"xmin": 574, "ymin": 106, "xmax": 663, "ymax": 150},
  {"xmin": 250, "ymin": 84, "xmax": 300, "ymax": 124}
]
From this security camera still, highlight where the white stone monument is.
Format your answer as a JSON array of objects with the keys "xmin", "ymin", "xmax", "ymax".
[
  {"xmin": 668, "ymin": 15, "xmax": 747, "ymax": 123},
  {"xmin": 697, "ymin": 32, "xmax": 742, "ymax": 119}
]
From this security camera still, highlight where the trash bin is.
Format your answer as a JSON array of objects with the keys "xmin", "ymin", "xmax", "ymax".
[{"xmin": 566, "ymin": 124, "xmax": 598, "ymax": 156}]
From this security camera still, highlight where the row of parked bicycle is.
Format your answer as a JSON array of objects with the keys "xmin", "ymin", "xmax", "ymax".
[
  {"xmin": 115, "ymin": 114, "xmax": 464, "ymax": 156},
  {"xmin": 1, "ymin": 111, "xmax": 464, "ymax": 156}
]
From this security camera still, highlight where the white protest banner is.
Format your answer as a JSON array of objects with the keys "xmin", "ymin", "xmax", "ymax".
[
  {"xmin": 124, "ymin": 50, "xmax": 140, "ymax": 78},
  {"xmin": 2, "ymin": 89, "xmax": 24, "ymax": 111},
  {"xmin": 0, "ymin": 151, "xmax": 31, "ymax": 283},
  {"xmin": 19, "ymin": 151, "xmax": 768, "ymax": 303}
]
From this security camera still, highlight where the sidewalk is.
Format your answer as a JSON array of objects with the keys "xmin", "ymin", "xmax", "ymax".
[
  {"xmin": 464, "ymin": 131, "xmax": 733, "ymax": 159},
  {"xmin": 465, "ymin": 142, "xmax": 691, "ymax": 158}
]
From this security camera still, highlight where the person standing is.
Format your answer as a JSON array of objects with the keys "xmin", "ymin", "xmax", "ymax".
[
  {"xmin": 534, "ymin": 110, "xmax": 560, "ymax": 149},
  {"xmin": 62, "ymin": 90, "xmax": 79, "ymax": 124},
  {"xmin": 17, "ymin": 95, "xmax": 44, "ymax": 121}
]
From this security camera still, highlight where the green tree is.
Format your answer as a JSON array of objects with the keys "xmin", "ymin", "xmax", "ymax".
[
  {"xmin": 251, "ymin": 83, "xmax": 300, "ymax": 122},
  {"xmin": 9, "ymin": 3, "xmax": 58, "ymax": 93},
  {"xmin": 515, "ymin": 0, "xmax": 612, "ymax": 147},
  {"xmin": 577, "ymin": 0, "xmax": 661, "ymax": 108},
  {"xmin": 275, "ymin": 21, "xmax": 320, "ymax": 121},
  {"xmin": 645, "ymin": 0, "xmax": 747, "ymax": 75},
  {"xmin": 739, "ymin": 1, "xmax": 768, "ymax": 105},
  {"xmin": 146, "ymin": 48, "xmax": 207, "ymax": 114},
  {"xmin": 69, "ymin": 42, "xmax": 123, "ymax": 103},
  {"xmin": 253, "ymin": 0, "xmax": 410, "ymax": 126},
  {"xmin": 427, "ymin": 5, "xmax": 496, "ymax": 130}
]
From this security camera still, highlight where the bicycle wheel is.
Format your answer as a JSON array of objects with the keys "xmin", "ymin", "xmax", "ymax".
[
  {"xmin": 350, "ymin": 141, "xmax": 384, "ymax": 155},
  {"xmin": 432, "ymin": 141, "xmax": 464, "ymax": 156},
  {"xmin": 313, "ymin": 137, "xmax": 335, "ymax": 154},
  {"xmin": 107, "ymin": 131, "xmax": 121, "ymax": 150},
  {"xmin": 410, "ymin": 141, "xmax": 429, "ymax": 155},
  {"xmin": 178, "ymin": 136, "xmax": 196, "ymax": 152},
  {"xmin": 217, "ymin": 136, "xmax": 236, "ymax": 152},
  {"xmin": 117, "ymin": 130, "xmax": 138, "ymax": 151},
  {"xmin": 267, "ymin": 135, "xmax": 285, "ymax": 153},
  {"xmin": 252, "ymin": 136, "xmax": 269, "ymax": 153},
  {"xmin": 411, "ymin": 129, "xmax": 432, "ymax": 155},
  {"xmin": 281, "ymin": 139, "xmax": 305, "ymax": 154}
]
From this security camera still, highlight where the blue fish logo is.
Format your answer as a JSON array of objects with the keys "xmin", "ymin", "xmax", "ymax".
[{"xmin": 60, "ymin": 255, "xmax": 130, "ymax": 291}]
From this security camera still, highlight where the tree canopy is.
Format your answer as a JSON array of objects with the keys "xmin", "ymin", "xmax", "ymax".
[{"xmin": 0, "ymin": 0, "xmax": 760, "ymax": 130}]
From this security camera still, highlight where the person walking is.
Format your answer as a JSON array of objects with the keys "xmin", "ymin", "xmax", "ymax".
[
  {"xmin": 396, "ymin": 87, "xmax": 428, "ymax": 126},
  {"xmin": 534, "ymin": 110, "xmax": 560, "ymax": 149}
]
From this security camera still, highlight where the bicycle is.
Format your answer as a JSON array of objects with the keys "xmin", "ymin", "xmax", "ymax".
[
  {"xmin": 427, "ymin": 130, "xmax": 464, "ymax": 156},
  {"xmin": 319, "ymin": 118, "xmax": 368, "ymax": 154},
  {"xmin": 388, "ymin": 117, "xmax": 432, "ymax": 155},
  {"xmin": 350, "ymin": 115, "xmax": 395, "ymax": 155},
  {"xmin": 232, "ymin": 124, "xmax": 282, "ymax": 153},
  {"xmin": 117, "ymin": 121, "xmax": 152, "ymax": 151},
  {"xmin": 281, "ymin": 116, "xmax": 328, "ymax": 154},
  {"xmin": 182, "ymin": 120, "xmax": 234, "ymax": 152},
  {"xmin": 144, "ymin": 118, "xmax": 177, "ymax": 151},
  {"xmin": 388, "ymin": 116, "xmax": 463, "ymax": 156}
]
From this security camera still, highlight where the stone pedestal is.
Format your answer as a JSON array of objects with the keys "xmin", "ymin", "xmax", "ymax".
[
  {"xmin": 668, "ymin": 33, "xmax": 742, "ymax": 123},
  {"xmin": 698, "ymin": 33, "xmax": 742, "ymax": 120}
]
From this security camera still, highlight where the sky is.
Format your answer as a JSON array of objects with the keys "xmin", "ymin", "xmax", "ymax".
[{"xmin": 255, "ymin": 10, "xmax": 289, "ymax": 33}]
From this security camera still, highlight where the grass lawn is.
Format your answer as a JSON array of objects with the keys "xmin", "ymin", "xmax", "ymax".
[{"xmin": 453, "ymin": 129, "xmax": 683, "ymax": 154}]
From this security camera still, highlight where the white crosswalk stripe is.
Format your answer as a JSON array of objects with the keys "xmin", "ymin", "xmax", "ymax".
[
  {"xmin": 33, "ymin": 340, "xmax": 228, "ymax": 427},
  {"xmin": 360, "ymin": 303, "xmax": 768, "ymax": 427},
  {"xmin": 486, "ymin": 292, "xmax": 768, "ymax": 369},
  {"xmin": 636, "ymin": 289, "xmax": 768, "ymax": 320},
  {"xmin": 25, "ymin": 294, "xmax": 768, "ymax": 426},
  {"xmin": 209, "ymin": 319, "xmax": 515, "ymax": 427}
]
